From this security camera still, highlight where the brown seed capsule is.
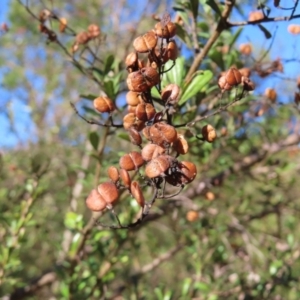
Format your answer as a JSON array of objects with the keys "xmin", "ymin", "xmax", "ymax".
[
  {"xmin": 202, "ymin": 124, "xmax": 217, "ymax": 143},
  {"xmin": 107, "ymin": 166, "xmax": 119, "ymax": 183},
  {"xmin": 144, "ymin": 123, "xmax": 177, "ymax": 147},
  {"xmin": 59, "ymin": 18, "xmax": 67, "ymax": 33},
  {"xmin": 119, "ymin": 168, "xmax": 131, "ymax": 188},
  {"xmin": 127, "ymin": 127, "xmax": 142, "ymax": 146},
  {"xmin": 165, "ymin": 160, "xmax": 197, "ymax": 186},
  {"xmin": 119, "ymin": 151, "xmax": 144, "ymax": 171},
  {"xmin": 93, "ymin": 96, "xmax": 116, "ymax": 113},
  {"xmin": 130, "ymin": 181, "xmax": 145, "ymax": 207},
  {"xmin": 205, "ymin": 191, "xmax": 215, "ymax": 201},
  {"xmin": 265, "ymin": 88, "xmax": 277, "ymax": 102},
  {"xmin": 155, "ymin": 21, "xmax": 176, "ymax": 38},
  {"xmin": 127, "ymin": 70, "xmax": 149, "ymax": 92},
  {"xmin": 288, "ymin": 24, "xmax": 300, "ymax": 35},
  {"xmin": 133, "ymin": 31, "xmax": 158, "ymax": 53},
  {"xmin": 141, "ymin": 144, "xmax": 165, "ymax": 161},
  {"xmin": 239, "ymin": 43, "xmax": 252, "ymax": 56},
  {"xmin": 186, "ymin": 210, "xmax": 199, "ymax": 222},
  {"xmin": 178, "ymin": 161, "xmax": 197, "ymax": 184},
  {"xmin": 161, "ymin": 84, "xmax": 180, "ymax": 104},
  {"xmin": 135, "ymin": 103, "xmax": 156, "ymax": 121},
  {"xmin": 126, "ymin": 91, "xmax": 141, "ymax": 106},
  {"xmin": 140, "ymin": 67, "xmax": 160, "ymax": 88},
  {"xmin": 123, "ymin": 113, "xmax": 145, "ymax": 131},
  {"xmin": 127, "ymin": 105, "xmax": 137, "ymax": 114},
  {"xmin": 241, "ymin": 76, "xmax": 255, "ymax": 91},
  {"xmin": 248, "ymin": 11, "xmax": 264, "ymax": 22},
  {"xmin": 163, "ymin": 40, "xmax": 178, "ymax": 61},
  {"xmin": 239, "ymin": 68, "xmax": 251, "ymax": 78},
  {"xmin": 172, "ymin": 134, "xmax": 189, "ymax": 155},
  {"xmin": 86, "ymin": 189, "xmax": 107, "ymax": 212},
  {"xmin": 97, "ymin": 182, "xmax": 119, "ymax": 206},
  {"xmin": 145, "ymin": 155, "xmax": 173, "ymax": 178},
  {"xmin": 75, "ymin": 31, "xmax": 90, "ymax": 44},
  {"xmin": 225, "ymin": 67, "xmax": 242, "ymax": 86},
  {"xmin": 88, "ymin": 24, "xmax": 101, "ymax": 38},
  {"xmin": 218, "ymin": 75, "xmax": 232, "ymax": 91},
  {"xmin": 125, "ymin": 52, "xmax": 138, "ymax": 69}
]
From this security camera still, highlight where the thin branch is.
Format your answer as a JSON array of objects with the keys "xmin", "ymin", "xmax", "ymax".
[{"xmin": 185, "ymin": 1, "xmax": 235, "ymax": 82}]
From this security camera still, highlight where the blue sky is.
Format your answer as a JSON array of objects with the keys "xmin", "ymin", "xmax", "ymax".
[{"xmin": 1, "ymin": 1, "xmax": 300, "ymax": 149}]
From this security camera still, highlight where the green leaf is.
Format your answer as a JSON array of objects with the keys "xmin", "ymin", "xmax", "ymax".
[
  {"xmin": 64, "ymin": 212, "xmax": 83, "ymax": 230},
  {"xmin": 179, "ymin": 70, "xmax": 213, "ymax": 105},
  {"xmin": 91, "ymin": 67, "xmax": 104, "ymax": 82},
  {"xmin": 89, "ymin": 131, "xmax": 100, "ymax": 150},
  {"xmin": 181, "ymin": 278, "xmax": 192, "ymax": 296},
  {"xmin": 175, "ymin": 23, "xmax": 191, "ymax": 47},
  {"xmin": 205, "ymin": 0, "xmax": 221, "ymax": 16},
  {"xmin": 163, "ymin": 56, "xmax": 185, "ymax": 87},
  {"xmin": 258, "ymin": 24, "xmax": 272, "ymax": 39},
  {"xmin": 209, "ymin": 48, "xmax": 225, "ymax": 70},
  {"xmin": 104, "ymin": 54, "xmax": 115, "ymax": 75},
  {"xmin": 80, "ymin": 94, "xmax": 98, "ymax": 101},
  {"xmin": 190, "ymin": 0, "xmax": 199, "ymax": 18},
  {"xmin": 228, "ymin": 27, "xmax": 243, "ymax": 50},
  {"xmin": 103, "ymin": 80, "xmax": 115, "ymax": 99}
]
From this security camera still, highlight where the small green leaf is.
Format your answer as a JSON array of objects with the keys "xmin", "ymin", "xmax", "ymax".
[
  {"xmin": 181, "ymin": 278, "xmax": 192, "ymax": 296},
  {"xmin": 64, "ymin": 212, "xmax": 83, "ymax": 230},
  {"xmin": 92, "ymin": 67, "xmax": 104, "ymax": 82},
  {"xmin": 228, "ymin": 27, "xmax": 243, "ymax": 50},
  {"xmin": 80, "ymin": 94, "xmax": 98, "ymax": 101},
  {"xmin": 179, "ymin": 70, "xmax": 213, "ymax": 105},
  {"xmin": 89, "ymin": 131, "xmax": 100, "ymax": 150},
  {"xmin": 103, "ymin": 80, "xmax": 115, "ymax": 99},
  {"xmin": 104, "ymin": 54, "xmax": 115, "ymax": 75},
  {"xmin": 205, "ymin": 0, "xmax": 221, "ymax": 16},
  {"xmin": 163, "ymin": 56, "xmax": 185, "ymax": 87},
  {"xmin": 190, "ymin": 0, "xmax": 199, "ymax": 18}
]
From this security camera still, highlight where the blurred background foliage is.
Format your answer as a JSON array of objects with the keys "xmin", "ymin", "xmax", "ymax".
[{"xmin": 1, "ymin": 0, "xmax": 300, "ymax": 299}]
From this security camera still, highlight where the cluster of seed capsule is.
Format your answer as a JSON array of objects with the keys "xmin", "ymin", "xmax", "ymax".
[{"xmin": 86, "ymin": 15, "xmax": 199, "ymax": 217}]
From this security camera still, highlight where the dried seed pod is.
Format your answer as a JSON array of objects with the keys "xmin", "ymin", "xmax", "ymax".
[
  {"xmin": 178, "ymin": 161, "xmax": 197, "ymax": 184},
  {"xmin": 130, "ymin": 181, "xmax": 145, "ymax": 207},
  {"xmin": 125, "ymin": 52, "xmax": 138, "ymax": 69},
  {"xmin": 119, "ymin": 151, "xmax": 144, "ymax": 171},
  {"xmin": 265, "ymin": 88, "xmax": 277, "ymax": 102},
  {"xmin": 248, "ymin": 11, "xmax": 264, "ymax": 22},
  {"xmin": 225, "ymin": 67, "xmax": 242, "ymax": 86},
  {"xmin": 165, "ymin": 160, "xmax": 197, "ymax": 186},
  {"xmin": 172, "ymin": 134, "xmax": 189, "ymax": 155},
  {"xmin": 288, "ymin": 24, "xmax": 300, "ymax": 35},
  {"xmin": 88, "ymin": 24, "xmax": 101, "ymax": 38},
  {"xmin": 163, "ymin": 40, "xmax": 178, "ymax": 61},
  {"xmin": 123, "ymin": 113, "xmax": 136, "ymax": 129},
  {"xmin": 239, "ymin": 43, "xmax": 252, "ymax": 55},
  {"xmin": 133, "ymin": 31, "xmax": 158, "ymax": 53},
  {"xmin": 140, "ymin": 67, "xmax": 160, "ymax": 88},
  {"xmin": 119, "ymin": 168, "xmax": 131, "ymax": 188},
  {"xmin": 145, "ymin": 155, "xmax": 173, "ymax": 178},
  {"xmin": 86, "ymin": 189, "xmax": 107, "ymax": 212},
  {"xmin": 186, "ymin": 210, "xmax": 199, "ymax": 222},
  {"xmin": 239, "ymin": 67, "xmax": 251, "ymax": 78},
  {"xmin": 107, "ymin": 166, "xmax": 119, "ymax": 183},
  {"xmin": 155, "ymin": 21, "xmax": 176, "ymax": 38},
  {"xmin": 242, "ymin": 76, "xmax": 255, "ymax": 91},
  {"xmin": 93, "ymin": 96, "xmax": 116, "ymax": 113},
  {"xmin": 97, "ymin": 182, "xmax": 119, "ymax": 206},
  {"xmin": 161, "ymin": 84, "xmax": 180, "ymax": 104},
  {"xmin": 205, "ymin": 191, "xmax": 215, "ymax": 201},
  {"xmin": 75, "ymin": 31, "xmax": 90, "ymax": 44},
  {"xmin": 59, "ymin": 18, "xmax": 67, "ymax": 33},
  {"xmin": 128, "ymin": 105, "xmax": 137, "ymax": 114},
  {"xmin": 126, "ymin": 91, "xmax": 141, "ymax": 106},
  {"xmin": 135, "ymin": 103, "xmax": 156, "ymax": 121},
  {"xmin": 141, "ymin": 143, "xmax": 165, "ymax": 161},
  {"xmin": 127, "ymin": 70, "xmax": 149, "ymax": 92},
  {"xmin": 218, "ymin": 75, "xmax": 232, "ymax": 91},
  {"xmin": 127, "ymin": 127, "xmax": 142, "ymax": 146},
  {"xmin": 144, "ymin": 123, "xmax": 177, "ymax": 147},
  {"xmin": 202, "ymin": 124, "xmax": 217, "ymax": 143}
]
